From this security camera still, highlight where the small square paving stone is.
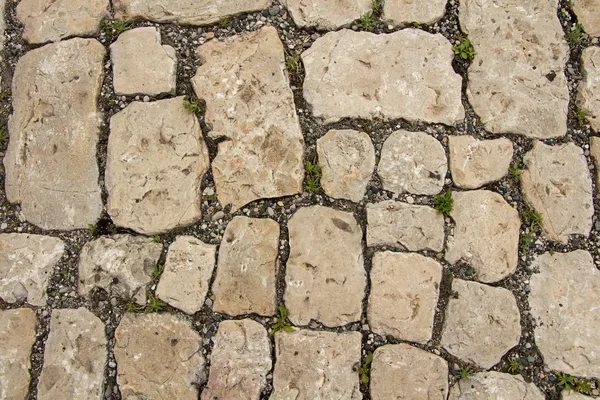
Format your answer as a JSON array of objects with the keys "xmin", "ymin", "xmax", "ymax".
[
  {"xmin": 448, "ymin": 371, "xmax": 544, "ymax": 400},
  {"xmin": 577, "ymin": 47, "xmax": 600, "ymax": 132},
  {"xmin": 37, "ymin": 308, "xmax": 107, "ymax": 400},
  {"xmin": 573, "ymin": 0, "xmax": 600, "ymax": 37},
  {"xmin": 212, "ymin": 216, "xmax": 279, "ymax": 317},
  {"xmin": 383, "ymin": 0, "xmax": 447, "ymax": 27},
  {"xmin": 284, "ymin": 0, "xmax": 371, "ymax": 30},
  {"xmin": 271, "ymin": 329, "xmax": 362, "ymax": 400}
]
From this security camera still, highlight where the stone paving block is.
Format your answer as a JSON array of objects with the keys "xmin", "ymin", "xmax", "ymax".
[
  {"xmin": 285, "ymin": 206, "xmax": 365, "ymax": 327},
  {"xmin": 448, "ymin": 371, "xmax": 544, "ymax": 400},
  {"xmin": 573, "ymin": 0, "xmax": 600, "ymax": 37},
  {"xmin": 590, "ymin": 136, "xmax": 600, "ymax": 193},
  {"xmin": 0, "ymin": 233, "xmax": 64, "ymax": 306},
  {"xmin": 383, "ymin": 0, "xmax": 447, "ymax": 27},
  {"xmin": 5, "ymin": 39, "xmax": 105, "ymax": 230},
  {"xmin": 302, "ymin": 29, "xmax": 464, "ymax": 124},
  {"xmin": 37, "ymin": 308, "xmax": 107, "ymax": 400},
  {"xmin": 284, "ymin": 0, "xmax": 371, "ymax": 30},
  {"xmin": 577, "ymin": 47, "xmax": 600, "ymax": 132},
  {"xmin": 106, "ymin": 97, "xmax": 210, "ymax": 235},
  {"xmin": 562, "ymin": 392, "xmax": 595, "ymax": 400},
  {"xmin": 192, "ymin": 27, "xmax": 304, "ymax": 211}
]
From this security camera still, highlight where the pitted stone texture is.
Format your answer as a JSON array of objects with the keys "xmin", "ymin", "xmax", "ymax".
[
  {"xmin": 17, "ymin": 0, "xmax": 108, "ymax": 44},
  {"xmin": 302, "ymin": 29, "xmax": 464, "ymax": 125},
  {"xmin": 5, "ymin": 39, "xmax": 105, "ymax": 230},
  {"xmin": 441, "ymin": 279, "xmax": 521, "ymax": 369},
  {"xmin": 192, "ymin": 27, "xmax": 304, "ymax": 212},
  {"xmin": 366, "ymin": 201, "xmax": 444, "ymax": 252},
  {"xmin": 460, "ymin": 0, "xmax": 569, "ymax": 139},
  {"xmin": 283, "ymin": 0, "xmax": 371, "ymax": 30},
  {"xmin": 115, "ymin": 313, "xmax": 205, "ymax": 400},
  {"xmin": 212, "ymin": 217, "xmax": 279, "ymax": 317},
  {"xmin": 449, "ymin": 136, "xmax": 514, "ymax": 189},
  {"xmin": 591, "ymin": 137, "xmax": 600, "ymax": 193},
  {"xmin": 271, "ymin": 330, "xmax": 362, "ymax": 400},
  {"xmin": 156, "ymin": 236, "xmax": 216, "ymax": 315},
  {"xmin": 317, "ymin": 129, "xmax": 375, "ymax": 202},
  {"xmin": 38, "ymin": 308, "xmax": 107, "ymax": 400},
  {"xmin": 573, "ymin": 0, "xmax": 600, "ymax": 37},
  {"xmin": 0, "ymin": 233, "xmax": 64, "ymax": 306},
  {"xmin": 0, "ymin": 308, "xmax": 37, "ymax": 400},
  {"xmin": 522, "ymin": 142, "xmax": 593, "ymax": 244},
  {"xmin": 202, "ymin": 319, "xmax": 271, "ymax": 400},
  {"xmin": 368, "ymin": 252, "xmax": 442, "ymax": 344},
  {"xmin": 448, "ymin": 371, "xmax": 545, "ymax": 400},
  {"xmin": 529, "ymin": 250, "xmax": 600, "ymax": 377},
  {"xmin": 111, "ymin": 27, "xmax": 177, "ymax": 96},
  {"xmin": 285, "ymin": 206, "xmax": 365, "ymax": 327},
  {"xmin": 577, "ymin": 47, "xmax": 600, "ymax": 131},
  {"xmin": 371, "ymin": 343, "xmax": 448, "ymax": 400},
  {"xmin": 78, "ymin": 235, "xmax": 162, "ymax": 304},
  {"xmin": 383, "ymin": 0, "xmax": 447, "ymax": 27},
  {"xmin": 445, "ymin": 190, "xmax": 520, "ymax": 283},
  {"xmin": 106, "ymin": 97, "xmax": 210, "ymax": 235},
  {"xmin": 378, "ymin": 130, "xmax": 447, "ymax": 195}
]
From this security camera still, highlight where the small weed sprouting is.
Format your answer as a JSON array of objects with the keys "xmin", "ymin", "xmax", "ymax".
[
  {"xmin": 271, "ymin": 306, "xmax": 295, "ymax": 335},
  {"xmin": 183, "ymin": 96, "xmax": 202, "ymax": 114},
  {"xmin": 434, "ymin": 191, "xmax": 453, "ymax": 216},
  {"xmin": 358, "ymin": 353, "xmax": 373, "ymax": 384},
  {"xmin": 358, "ymin": 12, "xmax": 376, "ymax": 31},
  {"xmin": 520, "ymin": 233, "xmax": 533, "ymax": 253},
  {"xmin": 566, "ymin": 23, "xmax": 585, "ymax": 47},
  {"xmin": 521, "ymin": 207, "xmax": 543, "ymax": 232},
  {"xmin": 304, "ymin": 158, "xmax": 322, "ymax": 194},
  {"xmin": 508, "ymin": 158, "xmax": 524, "ymax": 183},
  {"xmin": 507, "ymin": 358, "xmax": 520, "ymax": 374},
  {"xmin": 286, "ymin": 54, "xmax": 303, "ymax": 78},
  {"xmin": 458, "ymin": 365, "xmax": 473, "ymax": 380},
  {"xmin": 556, "ymin": 371, "xmax": 576, "ymax": 391},
  {"xmin": 151, "ymin": 235, "xmax": 161, "ymax": 243},
  {"xmin": 0, "ymin": 126, "xmax": 8, "ymax": 146},
  {"xmin": 576, "ymin": 378, "xmax": 593, "ymax": 395},
  {"xmin": 575, "ymin": 108, "xmax": 588, "ymax": 126},
  {"xmin": 146, "ymin": 292, "xmax": 167, "ymax": 313},
  {"xmin": 101, "ymin": 19, "xmax": 134, "ymax": 36},
  {"xmin": 126, "ymin": 302, "xmax": 144, "ymax": 313},
  {"xmin": 88, "ymin": 224, "xmax": 98, "ymax": 235},
  {"xmin": 219, "ymin": 18, "xmax": 231, "ymax": 29},
  {"xmin": 151, "ymin": 263, "xmax": 164, "ymax": 281},
  {"xmin": 452, "ymin": 37, "xmax": 477, "ymax": 61},
  {"xmin": 371, "ymin": 0, "xmax": 382, "ymax": 11}
]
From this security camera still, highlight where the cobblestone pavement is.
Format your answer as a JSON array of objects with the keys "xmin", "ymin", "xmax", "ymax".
[{"xmin": 0, "ymin": 0, "xmax": 600, "ymax": 399}]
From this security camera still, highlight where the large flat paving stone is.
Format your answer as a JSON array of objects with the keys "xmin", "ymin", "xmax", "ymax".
[
  {"xmin": 460, "ymin": 0, "xmax": 569, "ymax": 138},
  {"xmin": 5, "ymin": 38, "xmax": 105, "ymax": 230},
  {"xmin": 383, "ymin": 0, "xmax": 447, "ymax": 27},
  {"xmin": 284, "ymin": 0, "xmax": 371, "ymax": 30},
  {"xmin": 573, "ymin": 0, "xmax": 600, "ymax": 37},
  {"xmin": 577, "ymin": 47, "xmax": 600, "ymax": 132},
  {"xmin": 302, "ymin": 29, "xmax": 464, "ymax": 124},
  {"xmin": 192, "ymin": 27, "xmax": 304, "ymax": 211},
  {"xmin": 448, "ymin": 371, "xmax": 544, "ymax": 400}
]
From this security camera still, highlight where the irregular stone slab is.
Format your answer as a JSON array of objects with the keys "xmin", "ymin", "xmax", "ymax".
[
  {"xmin": 371, "ymin": 343, "xmax": 448, "ymax": 400},
  {"xmin": 521, "ymin": 142, "xmax": 593, "ymax": 244},
  {"xmin": 448, "ymin": 371, "xmax": 544, "ymax": 400},
  {"xmin": 366, "ymin": 201, "xmax": 444, "ymax": 252},
  {"xmin": 449, "ymin": 136, "xmax": 514, "ymax": 189},
  {"xmin": 562, "ymin": 392, "xmax": 595, "ymax": 400},
  {"xmin": 156, "ymin": 236, "xmax": 216, "ymax": 315},
  {"xmin": 368, "ymin": 252, "xmax": 442, "ymax": 344},
  {"xmin": 460, "ymin": 0, "xmax": 569, "ymax": 139},
  {"xmin": 111, "ymin": 27, "xmax": 177, "ymax": 96},
  {"xmin": 284, "ymin": 0, "xmax": 371, "ymax": 30},
  {"xmin": 16, "ymin": 0, "xmax": 109, "ymax": 44},
  {"xmin": 202, "ymin": 319, "xmax": 271, "ymax": 400},
  {"xmin": 285, "ymin": 206, "xmax": 365, "ymax": 327},
  {"xmin": 5, "ymin": 39, "xmax": 105, "ymax": 230},
  {"xmin": 577, "ymin": 47, "xmax": 600, "ymax": 132},
  {"xmin": 383, "ymin": 0, "xmax": 447, "ymax": 27},
  {"xmin": 441, "ymin": 279, "xmax": 521, "ymax": 369},
  {"xmin": 445, "ymin": 190, "xmax": 520, "ymax": 283},
  {"xmin": 115, "ymin": 313, "xmax": 205, "ymax": 400},
  {"xmin": 529, "ymin": 250, "xmax": 600, "ymax": 377},
  {"xmin": 192, "ymin": 27, "xmax": 304, "ymax": 211},
  {"xmin": 317, "ymin": 129, "xmax": 375, "ymax": 202},
  {"xmin": 573, "ymin": 0, "xmax": 600, "ymax": 37},
  {"xmin": 271, "ymin": 329, "xmax": 362, "ymax": 400},
  {"xmin": 0, "ymin": 233, "xmax": 65, "ymax": 306},
  {"xmin": 78, "ymin": 235, "xmax": 162, "ymax": 304},
  {"xmin": 0, "ymin": 308, "xmax": 37, "ymax": 400},
  {"xmin": 591, "ymin": 136, "xmax": 600, "ymax": 194},
  {"xmin": 38, "ymin": 308, "xmax": 107, "ymax": 400},
  {"xmin": 302, "ymin": 29, "xmax": 464, "ymax": 124},
  {"xmin": 378, "ymin": 130, "xmax": 447, "ymax": 195},
  {"xmin": 212, "ymin": 217, "xmax": 279, "ymax": 317},
  {"xmin": 106, "ymin": 97, "xmax": 210, "ymax": 235}
]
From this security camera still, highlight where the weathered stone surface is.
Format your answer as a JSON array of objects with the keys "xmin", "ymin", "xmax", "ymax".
[
  {"xmin": 16, "ymin": 0, "xmax": 108, "ymax": 44},
  {"xmin": 317, "ymin": 129, "xmax": 375, "ymax": 202},
  {"xmin": 114, "ymin": 0, "xmax": 270, "ymax": 25},
  {"xmin": 285, "ymin": 206, "xmax": 365, "ymax": 327},
  {"xmin": 366, "ymin": 201, "xmax": 444, "ymax": 252},
  {"xmin": 378, "ymin": 130, "xmax": 447, "ymax": 195},
  {"xmin": 156, "ymin": 236, "xmax": 216, "ymax": 315},
  {"xmin": 371, "ymin": 343, "xmax": 448, "ymax": 400},
  {"xmin": 115, "ymin": 313, "xmax": 205, "ymax": 400},
  {"xmin": 0, "ymin": 0, "xmax": 5, "ymax": 53},
  {"xmin": 562, "ymin": 392, "xmax": 595, "ymax": 400},
  {"xmin": 302, "ymin": 29, "xmax": 464, "ymax": 124},
  {"xmin": 78, "ymin": 235, "xmax": 162, "ymax": 304},
  {"xmin": 192, "ymin": 27, "xmax": 304, "ymax": 211},
  {"xmin": 111, "ymin": 27, "xmax": 177, "ymax": 96},
  {"xmin": 5, "ymin": 39, "xmax": 105, "ymax": 230},
  {"xmin": 445, "ymin": 190, "xmax": 520, "ymax": 283},
  {"xmin": 577, "ymin": 47, "xmax": 600, "ymax": 132},
  {"xmin": 202, "ymin": 319, "xmax": 271, "ymax": 400},
  {"xmin": 0, "ymin": 308, "xmax": 37, "ymax": 400},
  {"xmin": 529, "ymin": 250, "xmax": 600, "ymax": 377},
  {"xmin": 449, "ymin": 136, "xmax": 514, "ymax": 189},
  {"xmin": 368, "ymin": 252, "xmax": 442, "ymax": 344},
  {"xmin": 38, "ymin": 308, "xmax": 107, "ymax": 400},
  {"xmin": 284, "ymin": 0, "xmax": 371, "ymax": 30},
  {"xmin": 590, "ymin": 136, "xmax": 600, "ymax": 193},
  {"xmin": 448, "ymin": 371, "xmax": 544, "ymax": 400},
  {"xmin": 441, "ymin": 279, "xmax": 521, "ymax": 369},
  {"xmin": 106, "ymin": 97, "xmax": 210, "ymax": 235},
  {"xmin": 383, "ymin": 0, "xmax": 447, "ymax": 27},
  {"xmin": 573, "ymin": 0, "xmax": 600, "ymax": 37},
  {"xmin": 271, "ymin": 329, "xmax": 362, "ymax": 400},
  {"xmin": 212, "ymin": 217, "xmax": 279, "ymax": 317},
  {"xmin": 521, "ymin": 142, "xmax": 593, "ymax": 244},
  {"xmin": 0, "ymin": 233, "xmax": 64, "ymax": 306},
  {"xmin": 460, "ymin": 0, "xmax": 569, "ymax": 139}
]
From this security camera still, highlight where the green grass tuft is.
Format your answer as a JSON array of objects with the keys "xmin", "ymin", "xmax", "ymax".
[
  {"xmin": 452, "ymin": 37, "xmax": 477, "ymax": 61},
  {"xmin": 304, "ymin": 158, "xmax": 322, "ymax": 194},
  {"xmin": 434, "ymin": 191, "xmax": 453, "ymax": 216},
  {"xmin": 271, "ymin": 306, "xmax": 295, "ymax": 335},
  {"xmin": 358, "ymin": 353, "xmax": 373, "ymax": 384}
]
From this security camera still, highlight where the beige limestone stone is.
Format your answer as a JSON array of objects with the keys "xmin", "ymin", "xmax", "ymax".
[
  {"xmin": 577, "ymin": 47, "xmax": 600, "ymax": 132},
  {"xmin": 562, "ymin": 392, "xmax": 595, "ymax": 400},
  {"xmin": 448, "ymin": 371, "xmax": 545, "ymax": 400},
  {"xmin": 573, "ymin": 0, "xmax": 600, "ymax": 37},
  {"xmin": 590, "ymin": 136, "xmax": 600, "ymax": 193},
  {"xmin": 284, "ymin": 0, "xmax": 371, "ymax": 30},
  {"xmin": 0, "ymin": 0, "xmax": 5, "ymax": 53},
  {"xmin": 383, "ymin": 0, "xmax": 447, "ymax": 27}
]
